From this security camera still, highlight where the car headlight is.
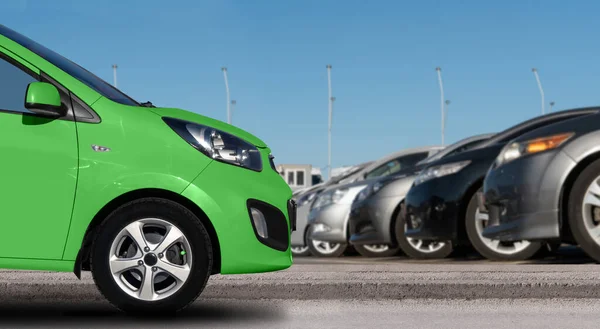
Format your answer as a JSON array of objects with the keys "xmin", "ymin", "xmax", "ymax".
[
  {"xmin": 163, "ymin": 117, "xmax": 262, "ymax": 171},
  {"xmin": 354, "ymin": 181, "xmax": 385, "ymax": 203},
  {"xmin": 296, "ymin": 191, "xmax": 319, "ymax": 207},
  {"xmin": 413, "ymin": 160, "xmax": 471, "ymax": 186},
  {"xmin": 495, "ymin": 132, "xmax": 574, "ymax": 167},
  {"xmin": 311, "ymin": 188, "xmax": 349, "ymax": 209}
]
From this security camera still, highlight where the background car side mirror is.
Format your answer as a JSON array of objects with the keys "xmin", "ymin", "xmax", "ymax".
[{"xmin": 24, "ymin": 82, "xmax": 66, "ymax": 118}]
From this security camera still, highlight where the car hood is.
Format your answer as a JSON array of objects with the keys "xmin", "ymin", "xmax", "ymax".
[{"xmin": 148, "ymin": 107, "xmax": 268, "ymax": 148}]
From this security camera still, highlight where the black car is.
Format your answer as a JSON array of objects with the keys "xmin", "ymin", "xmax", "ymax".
[
  {"xmin": 402, "ymin": 107, "xmax": 600, "ymax": 260},
  {"xmin": 481, "ymin": 107, "xmax": 600, "ymax": 263}
]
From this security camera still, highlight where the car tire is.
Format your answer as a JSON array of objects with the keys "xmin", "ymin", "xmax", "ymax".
[
  {"xmin": 394, "ymin": 205, "xmax": 453, "ymax": 259},
  {"xmin": 465, "ymin": 188, "xmax": 542, "ymax": 261},
  {"xmin": 291, "ymin": 245, "xmax": 312, "ymax": 257},
  {"xmin": 568, "ymin": 158, "xmax": 600, "ymax": 263},
  {"xmin": 90, "ymin": 198, "xmax": 213, "ymax": 314},
  {"xmin": 353, "ymin": 244, "xmax": 400, "ymax": 258},
  {"xmin": 306, "ymin": 226, "xmax": 347, "ymax": 257}
]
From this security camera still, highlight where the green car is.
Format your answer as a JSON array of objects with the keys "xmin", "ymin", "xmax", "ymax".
[{"xmin": 0, "ymin": 25, "xmax": 295, "ymax": 313}]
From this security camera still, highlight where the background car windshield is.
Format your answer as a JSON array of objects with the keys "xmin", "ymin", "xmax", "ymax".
[
  {"xmin": 365, "ymin": 152, "xmax": 429, "ymax": 179},
  {"xmin": 418, "ymin": 137, "xmax": 491, "ymax": 165},
  {"xmin": 0, "ymin": 25, "xmax": 139, "ymax": 107}
]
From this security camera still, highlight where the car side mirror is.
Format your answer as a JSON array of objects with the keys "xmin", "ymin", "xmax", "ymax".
[{"xmin": 24, "ymin": 82, "xmax": 65, "ymax": 118}]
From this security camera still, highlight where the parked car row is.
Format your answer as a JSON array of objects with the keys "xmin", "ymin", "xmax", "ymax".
[{"xmin": 292, "ymin": 106, "xmax": 600, "ymax": 263}]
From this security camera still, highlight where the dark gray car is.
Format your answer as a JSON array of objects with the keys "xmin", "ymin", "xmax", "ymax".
[
  {"xmin": 305, "ymin": 146, "xmax": 442, "ymax": 257},
  {"xmin": 480, "ymin": 107, "xmax": 600, "ymax": 262},
  {"xmin": 347, "ymin": 133, "xmax": 494, "ymax": 257}
]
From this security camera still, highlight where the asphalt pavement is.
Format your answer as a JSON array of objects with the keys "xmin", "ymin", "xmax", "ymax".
[{"xmin": 0, "ymin": 246, "xmax": 599, "ymax": 328}]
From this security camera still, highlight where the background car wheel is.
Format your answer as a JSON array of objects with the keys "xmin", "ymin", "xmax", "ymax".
[
  {"xmin": 353, "ymin": 244, "xmax": 400, "ymax": 257},
  {"xmin": 568, "ymin": 158, "xmax": 600, "ymax": 263},
  {"xmin": 465, "ymin": 189, "xmax": 542, "ymax": 261},
  {"xmin": 291, "ymin": 245, "xmax": 312, "ymax": 257},
  {"xmin": 306, "ymin": 226, "xmax": 347, "ymax": 257},
  {"xmin": 394, "ymin": 207, "xmax": 453, "ymax": 259},
  {"xmin": 91, "ymin": 198, "xmax": 212, "ymax": 314}
]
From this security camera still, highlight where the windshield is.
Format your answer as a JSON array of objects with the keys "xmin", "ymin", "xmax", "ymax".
[
  {"xmin": 417, "ymin": 135, "xmax": 493, "ymax": 165},
  {"xmin": 329, "ymin": 163, "xmax": 371, "ymax": 184},
  {"xmin": 0, "ymin": 24, "xmax": 140, "ymax": 107}
]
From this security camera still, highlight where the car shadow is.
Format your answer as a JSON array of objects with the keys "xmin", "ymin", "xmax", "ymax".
[{"xmin": 0, "ymin": 299, "xmax": 285, "ymax": 328}]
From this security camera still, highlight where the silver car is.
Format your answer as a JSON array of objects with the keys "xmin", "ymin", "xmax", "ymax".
[
  {"xmin": 347, "ymin": 133, "xmax": 494, "ymax": 257},
  {"xmin": 305, "ymin": 146, "xmax": 443, "ymax": 257},
  {"xmin": 290, "ymin": 162, "xmax": 372, "ymax": 256}
]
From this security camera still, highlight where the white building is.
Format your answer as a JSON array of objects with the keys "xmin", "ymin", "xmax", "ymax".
[{"xmin": 276, "ymin": 164, "xmax": 324, "ymax": 192}]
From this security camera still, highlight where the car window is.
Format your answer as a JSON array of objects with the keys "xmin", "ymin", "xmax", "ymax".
[
  {"xmin": 0, "ymin": 24, "xmax": 139, "ymax": 107},
  {"xmin": 0, "ymin": 56, "xmax": 37, "ymax": 114},
  {"xmin": 365, "ymin": 152, "xmax": 429, "ymax": 179}
]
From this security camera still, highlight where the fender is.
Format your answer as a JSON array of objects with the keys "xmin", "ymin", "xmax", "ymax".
[{"xmin": 62, "ymin": 172, "xmax": 197, "ymax": 261}]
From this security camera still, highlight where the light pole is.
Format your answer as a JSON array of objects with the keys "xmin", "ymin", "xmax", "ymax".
[
  {"xmin": 112, "ymin": 64, "xmax": 118, "ymax": 88},
  {"xmin": 444, "ymin": 100, "xmax": 450, "ymax": 142},
  {"xmin": 436, "ymin": 67, "xmax": 445, "ymax": 146},
  {"xmin": 222, "ymin": 67, "xmax": 231, "ymax": 124},
  {"xmin": 532, "ymin": 68, "xmax": 545, "ymax": 115},
  {"xmin": 327, "ymin": 64, "xmax": 334, "ymax": 180},
  {"xmin": 550, "ymin": 101, "xmax": 555, "ymax": 112},
  {"xmin": 231, "ymin": 100, "xmax": 236, "ymax": 123}
]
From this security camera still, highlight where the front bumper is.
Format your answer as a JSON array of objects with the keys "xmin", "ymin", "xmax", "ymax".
[
  {"xmin": 182, "ymin": 149, "xmax": 294, "ymax": 275},
  {"xmin": 306, "ymin": 203, "xmax": 350, "ymax": 244},
  {"xmin": 481, "ymin": 149, "xmax": 573, "ymax": 242},
  {"xmin": 348, "ymin": 195, "xmax": 404, "ymax": 246},
  {"xmin": 404, "ymin": 175, "xmax": 464, "ymax": 241}
]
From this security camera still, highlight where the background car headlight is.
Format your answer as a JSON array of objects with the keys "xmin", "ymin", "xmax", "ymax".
[
  {"xmin": 296, "ymin": 191, "xmax": 319, "ymax": 207},
  {"xmin": 413, "ymin": 160, "xmax": 471, "ymax": 186},
  {"xmin": 163, "ymin": 117, "xmax": 262, "ymax": 171},
  {"xmin": 311, "ymin": 188, "xmax": 349, "ymax": 209},
  {"xmin": 495, "ymin": 132, "xmax": 574, "ymax": 167},
  {"xmin": 355, "ymin": 181, "xmax": 385, "ymax": 203}
]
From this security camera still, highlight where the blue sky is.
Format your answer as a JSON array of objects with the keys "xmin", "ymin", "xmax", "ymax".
[{"xmin": 3, "ymin": 0, "xmax": 600, "ymax": 177}]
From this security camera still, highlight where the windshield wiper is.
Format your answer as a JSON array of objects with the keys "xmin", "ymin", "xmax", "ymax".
[{"xmin": 140, "ymin": 101, "xmax": 156, "ymax": 108}]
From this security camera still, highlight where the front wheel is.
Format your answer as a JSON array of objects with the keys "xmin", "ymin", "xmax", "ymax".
[
  {"xmin": 568, "ymin": 158, "xmax": 600, "ymax": 263},
  {"xmin": 394, "ymin": 207, "xmax": 453, "ymax": 259},
  {"xmin": 465, "ymin": 189, "xmax": 542, "ymax": 261},
  {"xmin": 91, "ymin": 198, "xmax": 213, "ymax": 314},
  {"xmin": 353, "ymin": 244, "xmax": 400, "ymax": 258},
  {"xmin": 306, "ymin": 226, "xmax": 347, "ymax": 257},
  {"xmin": 291, "ymin": 245, "xmax": 312, "ymax": 257}
]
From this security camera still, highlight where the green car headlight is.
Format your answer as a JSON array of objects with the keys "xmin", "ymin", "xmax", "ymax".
[{"xmin": 163, "ymin": 117, "xmax": 263, "ymax": 171}]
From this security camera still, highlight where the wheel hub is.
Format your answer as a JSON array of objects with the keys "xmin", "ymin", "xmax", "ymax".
[{"xmin": 144, "ymin": 253, "xmax": 158, "ymax": 266}]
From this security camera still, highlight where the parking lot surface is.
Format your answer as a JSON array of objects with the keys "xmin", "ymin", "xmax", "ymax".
[{"xmin": 0, "ymin": 246, "xmax": 599, "ymax": 327}]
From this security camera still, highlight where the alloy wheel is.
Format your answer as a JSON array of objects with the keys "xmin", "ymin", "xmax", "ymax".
[
  {"xmin": 474, "ymin": 208, "xmax": 531, "ymax": 255},
  {"xmin": 291, "ymin": 246, "xmax": 310, "ymax": 254},
  {"xmin": 310, "ymin": 239, "xmax": 342, "ymax": 255},
  {"xmin": 405, "ymin": 224, "xmax": 446, "ymax": 253},
  {"xmin": 108, "ymin": 218, "xmax": 193, "ymax": 302},
  {"xmin": 362, "ymin": 244, "xmax": 390, "ymax": 253},
  {"xmin": 581, "ymin": 177, "xmax": 600, "ymax": 244}
]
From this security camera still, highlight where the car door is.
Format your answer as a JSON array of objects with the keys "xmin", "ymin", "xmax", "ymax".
[{"xmin": 0, "ymin": 53, "xmax": 78, "ymax": 260}]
